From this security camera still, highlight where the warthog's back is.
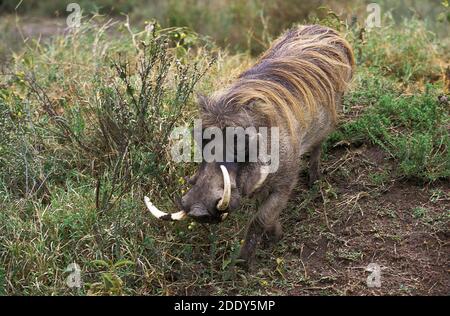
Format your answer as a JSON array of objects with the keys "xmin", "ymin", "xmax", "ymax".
[{"xmin": 209, "ymin": 25, "xmax": 355, "ymax": 143}]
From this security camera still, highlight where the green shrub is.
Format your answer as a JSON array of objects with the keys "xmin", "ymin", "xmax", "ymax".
[{"xmin": 9, "ymin": 21, "xmax": 214, "ymax": 210}]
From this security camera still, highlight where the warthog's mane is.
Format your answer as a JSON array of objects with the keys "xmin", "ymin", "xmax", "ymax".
[{"xmin": 202, "ymin": 25, "xmax": 355, "ymax": 139}]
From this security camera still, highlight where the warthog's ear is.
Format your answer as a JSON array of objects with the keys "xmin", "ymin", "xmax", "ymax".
[{"xmin": 196, "ymin": 93, "xmax": 210, "ymax": 112}]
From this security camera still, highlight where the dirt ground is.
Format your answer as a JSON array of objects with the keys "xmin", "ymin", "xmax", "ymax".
[
  {"xmin": 255, "ymin": 145, "xmax": 450, "ymax": 296},
  {"xmin": 181, "ymin": 144, "xmax": 449, "ymax": 296}
]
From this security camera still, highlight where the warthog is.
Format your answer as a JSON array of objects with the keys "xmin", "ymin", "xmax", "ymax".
[{"xmin": 145, "ymin": 24, "xmax": 355, "ymax": 266}]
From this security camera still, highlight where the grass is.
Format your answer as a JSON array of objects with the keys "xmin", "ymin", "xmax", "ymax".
[
  {"xmin": 329, "ymin": 85, "xmax": 449, "ymax": 181},
  {"xmin": 0, "ymin": 3, "xmax": 449, "ymax": 296},
  {"xmin": 2, "ymin": 0, "xmax": 449, "ymax": 56},
  {"xmin": 325, "ymin": 18, "xmax": 449, "ymax": 182},
  {"xmin": 360, "ymin": 19, "xmax": 443, "ymax": 82},
  {"xmin": 412, "ymin": 207, "xmax": 427, "ymax": 219},
  {"xmin": 1, "ymin": 0, "xmax": 346, "ymax": 55}
]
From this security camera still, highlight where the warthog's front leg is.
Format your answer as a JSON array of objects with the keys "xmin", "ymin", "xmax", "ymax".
[
  {"xmin": 308, "ymin": 143, "xmax": 322, "ymax": 187},
  {"xmin": 238, "ymin": 190, "xmax": 291, "ymax": 267}
]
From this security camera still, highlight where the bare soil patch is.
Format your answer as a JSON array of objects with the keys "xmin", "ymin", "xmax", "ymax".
[{"xmin": 265, "ymin": 145, "xmax": 450, "ymax": 295}]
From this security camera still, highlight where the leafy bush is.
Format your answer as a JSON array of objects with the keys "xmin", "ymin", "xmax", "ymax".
[
  {"xmin": 0, "ymin": 19, "xmax": 219, "ymax": 295},
  {"xmin": 11, "ymin": 22, "xmax": 214, "ymax": 210}
]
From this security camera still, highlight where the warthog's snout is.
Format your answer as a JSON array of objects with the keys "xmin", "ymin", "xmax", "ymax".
[
  {"xmin": 181, "ymin": 164, "xmax": 232, "ymax": 223},
  {"xmin": 145, "ymin": 164, "xmax": 233, "ymax": 223},
  {"xmin": 185, "ymin": 203, "xmax": 221, "ymax": 223}
]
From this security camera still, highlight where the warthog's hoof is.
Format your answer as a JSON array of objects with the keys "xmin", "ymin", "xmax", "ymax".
[
  {"xmin": 235, "ymin": 257, "xmax": 251, "ymax": 271},
  {"xmin": 261, "ymin": 224, "xmax": 283, "ymax": 249},
  {"xmin": 308, "ymin": 172, "xmax": 322, "ymax": 188},
  {"xmin": 236, "ymin": 249, "xmax": 256, "ymax": 271}
]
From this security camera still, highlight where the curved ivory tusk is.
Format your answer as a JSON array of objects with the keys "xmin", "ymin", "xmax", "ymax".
[
  {"xmin": 144, "ymin": 196, "xmax": 187, "ymax": 221},
  {"xmin": 216, "ymin": 165, "xmax": 231, "ymax": 211}
]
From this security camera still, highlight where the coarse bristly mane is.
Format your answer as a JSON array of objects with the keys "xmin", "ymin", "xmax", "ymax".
[{"xmin": 201, "ymin": 24, "xmax": 356, "ymax": 138}]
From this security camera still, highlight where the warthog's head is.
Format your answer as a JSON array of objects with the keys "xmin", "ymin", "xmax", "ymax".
[
  {"xmin": 144, "ymin": 162, "xmax": 242, "ymax": 224},
  {"xmin": 144, "ymin": 94, "xmax": 272, "ymax": 224},
  {"xmin": 180, "ymin": 162, "xmax": 241, "ymax": 223},
  {"xmin": 144, "ymin": 158, "xmax": 272, "ymax": 224}
]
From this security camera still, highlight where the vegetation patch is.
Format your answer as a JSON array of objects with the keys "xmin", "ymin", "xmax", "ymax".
[{"xmin": 0, "ymin": 2, "xmax": 449, "ymax": 295}]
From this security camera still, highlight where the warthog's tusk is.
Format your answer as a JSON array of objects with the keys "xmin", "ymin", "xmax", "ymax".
[
  {"xmin": 144, "ymin": 196, "xmax": 187, "ymax": 221},
  {"xmin": 220, "ymin": 212, "xmax": 229, "ymax": 221},
  {"xmin": 216, "ymin": 165, "xmax": 231, "ymax": 211}
]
